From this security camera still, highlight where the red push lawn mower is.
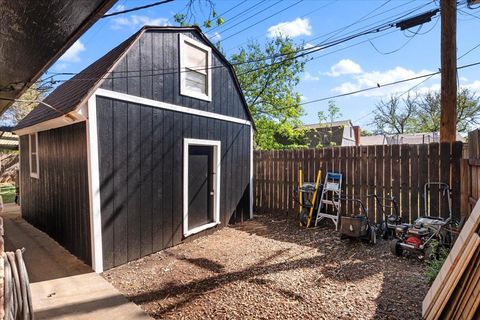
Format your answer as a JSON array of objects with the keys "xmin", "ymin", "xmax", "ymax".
[{"xmin": 390, "ymin": 182, "xmax": 454, "ymax": 258}]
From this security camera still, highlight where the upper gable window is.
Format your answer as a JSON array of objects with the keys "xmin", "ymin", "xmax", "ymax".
[{"xmin": 179, "ymin": 34, "xmax": 212, "ymax": 101}]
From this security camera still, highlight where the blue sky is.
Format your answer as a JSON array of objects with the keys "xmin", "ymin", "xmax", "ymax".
[{"xmin": 45, "ymin": 0, "xmax": 480, "ymax": 131}]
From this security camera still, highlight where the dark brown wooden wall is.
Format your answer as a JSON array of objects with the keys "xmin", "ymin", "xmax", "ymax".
[
  {"xmin": 100, "ymin": 29, "xmax": 250, "ymax": 122},
  {"xmin": 96, "ymin": 97, "xmax": 251, "ymax": 270},
  {"xmin": 254, "ymin": 142, "xmax": 463, "ymax": 224},
  {"xmin": 19, "ymin": 122, "xmax": 91, "ymax": 265}
]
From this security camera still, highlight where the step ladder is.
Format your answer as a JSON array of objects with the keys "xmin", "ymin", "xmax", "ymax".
[{"xmin": 315, "ymin": 172, "xmax": 342, "ymax": 230}]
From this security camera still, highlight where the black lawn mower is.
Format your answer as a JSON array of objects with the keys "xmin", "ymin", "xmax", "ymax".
[
  {"xmin": 339, "ymin": 197, "xmax": 378, "ymax": 244},
  {"xmin": 368, "ymin": 194, "xmax": 402, "ymax": 240}
]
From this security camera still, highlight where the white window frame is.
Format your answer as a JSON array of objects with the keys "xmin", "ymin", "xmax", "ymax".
[
  {"xmin": 183, "ymin": 138, "xmax": 221, "ymax": 237},
  {"xmin": 179, "ymin": 34, "xmax": 212, "ymax": 102},
  {"xmin": 29, "ymin": 132, "xmax": 39, "ymax": 179}
]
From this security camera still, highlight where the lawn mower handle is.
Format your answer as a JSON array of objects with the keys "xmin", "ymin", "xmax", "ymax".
[
  {"xmin": 339, "ymin": 197, "xmax": 368, "ymax": 215},
  {"xmin": 367, "ymin": 194, "xmax": 400, "ymax": 217}
]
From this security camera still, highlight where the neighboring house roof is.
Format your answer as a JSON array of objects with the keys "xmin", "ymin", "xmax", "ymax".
[
  {"xmin": 15, "ymin": 26, "xmax": 254, "ymax": 131},
  {"xmin": 302, "ymin": 120, "xmax": 356, "ymax": 148},
  {"xmin": 360, "ymin": 132, "xmax": 465, "ymax": 145},
  {"xmin": 303, "ymin": 120, "xmax": 353, "ymax": 130}
]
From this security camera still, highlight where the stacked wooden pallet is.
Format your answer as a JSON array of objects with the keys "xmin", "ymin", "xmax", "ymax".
[{"xmin": 423, "ymin": 200, "xmax": 480, "ymax": 319}]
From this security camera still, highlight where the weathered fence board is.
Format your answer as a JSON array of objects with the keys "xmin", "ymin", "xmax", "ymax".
[
  {"xmin": 465, "ymin": 129, "xmax": 480, "ymax": 216},
  {"xmin": 254, "ymin": 142, "xmax": 464, "ymax": 224}
]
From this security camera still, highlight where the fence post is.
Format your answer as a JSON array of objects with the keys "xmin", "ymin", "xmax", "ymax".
[{"xmin": 460, "ymin": 158, "xmax": 470, "ymax": 218}]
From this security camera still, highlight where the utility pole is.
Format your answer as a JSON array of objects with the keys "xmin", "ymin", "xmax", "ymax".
[{"xmin": 440, "ymin": 0, "xmax": 457, "ymax": 143}]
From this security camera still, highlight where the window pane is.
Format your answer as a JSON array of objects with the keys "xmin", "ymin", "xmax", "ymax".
[
  {"xmin": 31, "ymin": 154, "xmax": 37, "ymax": 174},
  {"xmin": 30, "ymin": 134, "xmax": 36, "ymax": 153},
  {"xmin": 185, "ymin": 70, "xmax": 207, "ymax": 94},
  {"xmin": 185, "ymin": 42, "xmax": 207, "ymax": 74}
]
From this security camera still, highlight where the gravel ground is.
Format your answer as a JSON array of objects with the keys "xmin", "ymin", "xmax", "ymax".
[{"xmin": 103, "ymin": 213, "xmax": 429, "ymax": 319}]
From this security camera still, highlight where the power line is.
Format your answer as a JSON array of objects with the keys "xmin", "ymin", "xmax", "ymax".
[
  {"xmin": 302, "ymin": 0, "xmax": 424, "ymax": 47},
  {"xmin": 458, "ymin": 41, "xmax": 480, "ymax": 60},
  {"xmin": 38, "ymin": 22, "xmax": 397, "ymax": 87},
  {"xmin": 216, "ymin": 0, "xmax": 249, "ymax": 17},
  {"xmin": 244, "ymin": 3, "xmax": 439, "ymax": 65},
  {"xmin": 102, "ymin": 0, "xmax": 174, "ymax": 18},
  {"xmin": 36, "ymin": 3, "xmax": 445, "ymax": 89},
  {"xmin": 206, "ymin": 0, "xmax": 270, "ymax": 34},
  {"xmin": 300, "ymin": 61, "xmax": 480, "ymax": 106},
  {"xmin": 224, "ymin": 0, "xmax": 338, "ymax": 52},
  {"xmin": 215, "ymin": 0, "xmax": 284, "ymax": 37},
  {"xmin": 222, "ymin": 0, "xmax": 305, "ymax": 41}
]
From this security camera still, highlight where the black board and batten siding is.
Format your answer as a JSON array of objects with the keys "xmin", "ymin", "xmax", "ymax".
[
  {"xmin": 97, "ymin": 29, "xmax": 251, "ymax": 270},
  {"xmin": 19, "ymin": 122, "xmax": 91, "ymax": 265}
]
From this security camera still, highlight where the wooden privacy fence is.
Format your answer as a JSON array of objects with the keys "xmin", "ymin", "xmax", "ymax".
[
  {"xmin": 466, "ymin": 129, "xmax": 480, "ymax": 212},
  {"xmin": 254, "ymin": 142, "xmax": 464, "ymax": 224}
]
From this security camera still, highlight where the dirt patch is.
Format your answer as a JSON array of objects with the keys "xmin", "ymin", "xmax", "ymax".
[{"xmin": 103, "ymin": 213, "xmax": 429, "ymax": 319}]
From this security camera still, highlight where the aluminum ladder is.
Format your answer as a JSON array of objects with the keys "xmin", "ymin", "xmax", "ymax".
[{"xmin": 315, "ymin": 172, "xmax": 342, "ymax": 230}]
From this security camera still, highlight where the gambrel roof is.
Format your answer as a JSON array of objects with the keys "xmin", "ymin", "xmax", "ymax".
[{"xmin": 15, "ymin": 26, "xmax": 253, "ymax": 131}]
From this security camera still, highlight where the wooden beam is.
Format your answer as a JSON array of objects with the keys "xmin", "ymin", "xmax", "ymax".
[{"xmin": 440, "ymin": 0, "xmax": 457, "ymax": 143}]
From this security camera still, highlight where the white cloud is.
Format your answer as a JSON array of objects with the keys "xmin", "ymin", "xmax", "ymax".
[
  {"xmin": 111, "ymin": 15, "xmax": 169, "ymax": 29},
  {"xmin": 300, "ymin": 95, "xmax": 309, "ymax": 102},
  {"xmin": 208, "ymin": 32, "xmax": 222, "ymax": 42},
  {"xmin": 332, "ymin": 66, "xmax": 438, "ymax": 97},
  {"xmin": 115, "ymin": 4, "xmax": 126, "ymax": 12},
  {"xmin": 52, "ymin": 62, "xmax": 68, "ymax": 72},
  {"xmin": 463, "ymin": 80, "xmax": 480, "ymax": 92},
  {"xmin": 59, "ymin": 40, "xmax": 85, "ymax": 63},
  {"xmin": 267, "ymin": 18, "xmax": 312, "ymax": 38},
  {"xmin": 325, "ymin": 59, "xmax": 362, "ymax": 77},
  {"xmin": 302, "ymin": 71, "xmax": 319, "ymax": 81}
]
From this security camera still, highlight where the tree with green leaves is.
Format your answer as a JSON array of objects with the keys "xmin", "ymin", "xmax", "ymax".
[
  {"xmin": 173, "ymin": 0, "xmax": 224, "ymax": 28},
  {"xmin": 309, "ymin": 100, "xmax": 343, "ymax": 147},
  {"xmin": 230, "ymin": 37, "xmax": 307, "ymax": 150},
  {"xmin": 416, "ymin": 88, "xmax": 480, "ymax": 133},
  {"xmin": 0, "ymin": 85, "xmax": 42, "ymax": 126}
]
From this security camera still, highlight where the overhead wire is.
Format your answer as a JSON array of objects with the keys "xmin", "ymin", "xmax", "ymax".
[
  {"xmin": 34, "ymin": 2, "xmax": 447, "ymax": 90},
  {"xmin": 458, "ymin": 41, "xmax": 480, "ymax": 60},
  {"xmin": 215, "ymin": 0, "xmax": 249, "ymax": 17},
  {"xmin": 222, "ymin": 0, "xmax": 305, "ymax": 41},
  {"xmin": 206, "ymin": 0, "xmax": 270, "ymax": 34},
  {"xmin": 299, "ymin": 61, "xmax": 480, "ymax": 106},
  {"xmin": 223, "ymin": 0, "xmax": 338, "ymax": 52}
]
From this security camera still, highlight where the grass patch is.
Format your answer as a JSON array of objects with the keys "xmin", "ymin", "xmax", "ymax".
[{"xmin": 0, "ymin": 183, "xmax": 16, "ymax": 204}]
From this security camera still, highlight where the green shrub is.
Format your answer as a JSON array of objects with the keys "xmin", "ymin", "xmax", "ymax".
[{"xmin": 425, "ymin": 240, "xmax": 450, "ymax": 284}]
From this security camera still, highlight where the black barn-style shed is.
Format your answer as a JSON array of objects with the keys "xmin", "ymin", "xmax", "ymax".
[{"xmin": 14, "ymin": 26, "xmax": 254, "ymax": 272}]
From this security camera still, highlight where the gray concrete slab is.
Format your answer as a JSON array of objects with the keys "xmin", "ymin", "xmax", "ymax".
[
  {"xmin": 2, "ymin": 206, "xmax": 92, "ymax": 283},
  {"xmin": 2, "ymin": 204, "xmax": 152, "ymax": 319},
  {"xmin": 31, "ymin": 273, "xmax": 151, "ymax": 320}
]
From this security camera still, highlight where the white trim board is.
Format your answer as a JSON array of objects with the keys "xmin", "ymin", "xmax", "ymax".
[
  {"xmin": 249, "ymin": 126, "xmax": 254, "ymax": 219},
  {"xmin": 94, "ymin": 88, "xmax": 251, "ymax": 126},
  {"xmin": 86, "ymin": 95, "xmax": 104, "ymax": 273},
  {"xmin": 28, "ymin": 132, "xmax": 39, "ymax": 179},
  {"xmin": 183, "ymin": 138, "xmax": 221, "ymax": 237}
]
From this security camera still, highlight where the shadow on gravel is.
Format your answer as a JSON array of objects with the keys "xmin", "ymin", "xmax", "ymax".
[{"xmin": 234, "ymin": 212, "xmax": 429, "ymax": 319}]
